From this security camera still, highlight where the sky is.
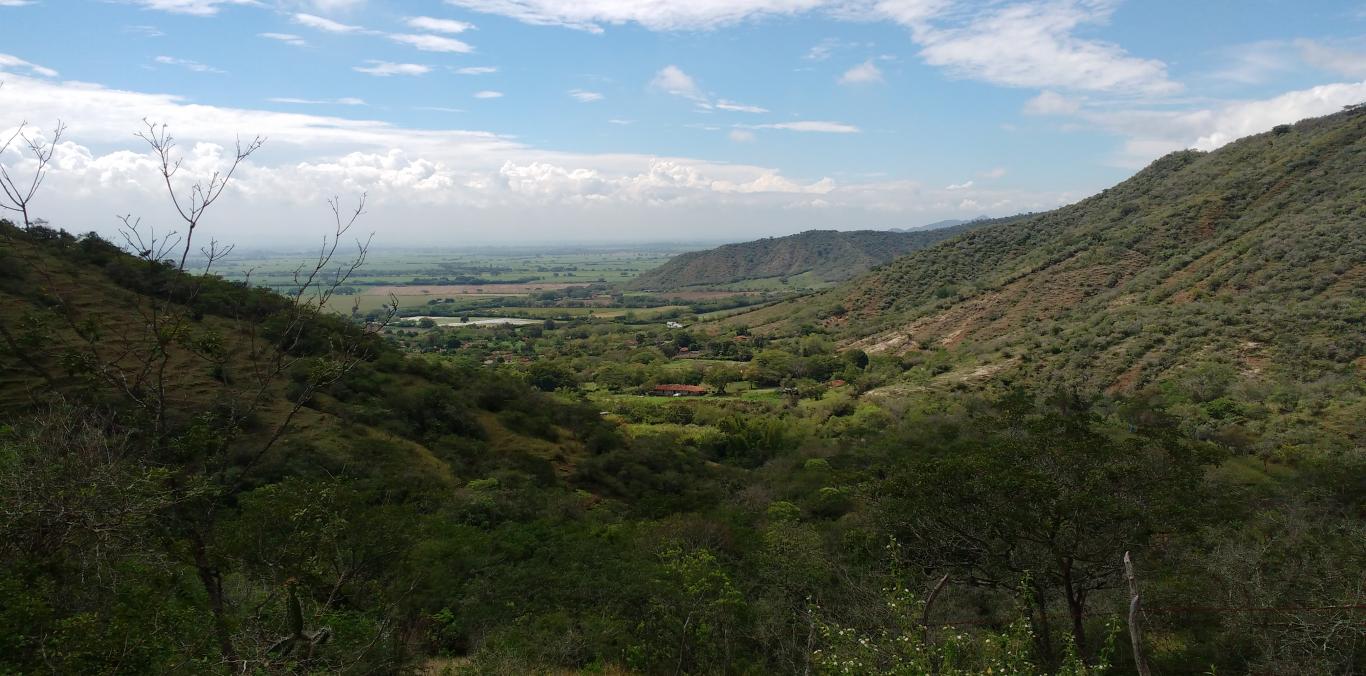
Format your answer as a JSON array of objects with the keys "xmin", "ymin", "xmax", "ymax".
[{"xmin": 1, "ymin": 0, "xmax": 1365, "ymax": 245}]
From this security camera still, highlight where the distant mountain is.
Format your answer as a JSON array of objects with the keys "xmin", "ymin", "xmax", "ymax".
[
  {"xmin": 888, "ymin": 216, "xmax": 991, "ymax": 233},
  {"xmin": 626, "ymin": 226, "xmax": 981, "ymax": 291},
  {"xmin": 732, "ymin": 107, "xmax": 1366, "ymax": 401}
]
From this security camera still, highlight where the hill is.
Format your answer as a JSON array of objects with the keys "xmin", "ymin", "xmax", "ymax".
[
  {"xmin": 888, "ymin": 215, "xmax": 988, "ymax": 232},
  {"xmin": 0, "ymin": 222, "xmax": 623, "ymax": 672},
  {"xmin": 731, "ymin": 108, "xmax": 1365, "ymax": 445},
  {"xmin": 626, "ymin": 226, "xmax": 982, "ymax": 291}
]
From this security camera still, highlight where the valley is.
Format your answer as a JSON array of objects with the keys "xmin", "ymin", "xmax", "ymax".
[{"xmin": 1, "ymin": 75, "xmax": 1362, "ymax": 676}]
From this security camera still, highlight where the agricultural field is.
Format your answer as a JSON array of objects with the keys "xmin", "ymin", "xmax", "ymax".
[{"xmin": 214, "ymin": 246, "xmax": 692, "ymax": 314}]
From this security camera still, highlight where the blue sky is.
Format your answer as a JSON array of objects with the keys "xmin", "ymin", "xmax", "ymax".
[{"xmin": 2, "ymin": 0, "xmax": 1365, "ymax": 244}]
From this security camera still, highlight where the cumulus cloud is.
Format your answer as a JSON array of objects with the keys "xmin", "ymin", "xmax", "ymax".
[
  {"xmin": 388, "ymin": 33, "xmax": 474, "ymax": 53},
  {"xmin": 354, "ymin": 61, "xmax": 431, "ymax": 76},
  {"xmin": 946, "ymin": 180, "xmax": 973, "ymax": 190},
  {"xmin": 473, "ymin": 90, "xmax": 504, "ymax": 98},
  {"xmin": 455, "ymin": 66, "xmax": 497, "ymax": 75},
  {"xmin": 0, "ymin": 69, "xmax": 1078, "ymax": 243},
  {"xmin": 729, "ymin": 129, "xmax": 756, "ymax": 143},
  {"xmin": 1081, "ymin": 80, "xmax": 1366, "ymax": 166},
  {"xmin": 406, "ymin": 16, "xmax": 475, "ymax": 33},
  {"xmin": 0, "ymin": 0, "xmax": 36, "ymax": 5},
  {"xmin": 569, "ymin": 89, "xmax": 604, "ymax": 102},
  {"xmin": 839, "ymin": 60, "xmax": 884, "ymax": 85}
]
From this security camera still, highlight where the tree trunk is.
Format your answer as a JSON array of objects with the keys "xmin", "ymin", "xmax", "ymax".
[
  {"xmin": 1060, "ymin": 558, "xmax": 1089, "ymax": 659},
  {"xmin": 191, "ymin": 532, "xmax": 240, "ymax": 669}
]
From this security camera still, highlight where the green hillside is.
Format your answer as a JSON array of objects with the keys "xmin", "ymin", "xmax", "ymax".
[
  {"xmin": 626, "ymin": 226, "xmax": 985, "ymax": 291},
  {"xmin": 734, "ymin": 108, "xmax": 1365, "ymax": 431},
  {"xmin": 2, "ymin": 110, "xmax": 1362, "ymax": 676}
]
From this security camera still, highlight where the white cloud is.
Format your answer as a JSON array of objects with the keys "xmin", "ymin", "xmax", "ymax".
[
  {"xmin": 129, "ymin": 0, "xmax": 259, "ymax": 15},
  {"xmin": 455, "ymin": 66, "xmax": 497, "ymax": 75},
  {"xmin": 649, "ymin": 65, "xmax": 703, "ymax": 100},
  {"xmin": 154, "ymin": 55, "xmax": 225, "ymax": 74},
  {"xmin": 293, "ymin": 12, "xmax": 364, "ymax": 33},
  {"xmin": 354, "ymin": 61, "xmax": 431, "ymax": 76},
  {"xmin": 406, "ymin": 16, "xmax": 475, "ymax": 33},
  {"xmin": 269, "ymin": 97, "xmax": 366, "ymax": 105},
  {"xmin": 608, "ymin": 119, "xmax": 633, "ymax": 125},
  {"xmin": 729, "ymin": 129, "xmax": 756, "ymax": 143},
  {"xmin": 440, "ymin": 0, "xmax": 832, "ymax": 32},
  {"xmin": 839, "ymin": 59, "xmax": 883, "ymax": 85},
  {"xmin": 0, "ymin": 69, "xmax": 1079, "ymax": 243},
  {"xmin": 259, "ymin": 32, "xmax": 309, "ymax": 47},
  {"xmin": 0, "ymin": 0, "xmax": 36, "ymax": 5},
  {"xmin": 946, "ymin": 180, "xmax": 973, "ymax": 190},
  {"xmin": 473, "ymin": 90, "xmax": 504, "ymax": 98},
  {"xmin": 715, "ymin": 100, "xmax": 768, "ymax": 113},
  {"xmin": 569, "ymin": 89, "xmax": 604, "ymax": 102},
  {"xmin": 1023, "ymin": 90, "xmax": 1080, "ymax": 115},
  {"xmin": 746, "ymin": 120, "xmax": 861, "ymax": 133},
  {"xmin": 1078, "ymin": 80, "xmax": 1366, "ymax": 166},
  {"xmin": 978, "ymin": 167, "xmax": 1007, "ymax": 179},
  {"xmin": 0, "ymin": 53, "xmax": 58, "ymax": 77},
  {"xmin": 440, "ymin": 1, "xmax": 1177, "ymax": 96},
  {"xmin": 1297, "ymin": 39, "xmax": 1366, "ymax": 79},
  {"xmin": 389, "ymin": 33, "xmax": 474, "ymax": 53},
  {"xmin": 913, "ymin": 0, "xmax": 1179, "ymax": 95}
]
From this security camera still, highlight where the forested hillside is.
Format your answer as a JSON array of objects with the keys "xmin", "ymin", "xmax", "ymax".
[
  {"xmin": 626, "ymin": 226, "xmax": 984, "ymax": 290},
  {"xmin": 1, "ymin": 111, "xmax": 1362, "ymax": 676},
  {"xmin": 734, "ymin": 106, "xmax": 1365, "ymax": 450}
]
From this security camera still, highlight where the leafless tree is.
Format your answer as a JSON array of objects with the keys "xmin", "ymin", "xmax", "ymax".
[
  {"xmin": 4, "ymin": 118, "xmax": 396, "ymax": 671},
  {"xmin": 0, "ymin": 116, "xmax": 65, "ymax": 229}
]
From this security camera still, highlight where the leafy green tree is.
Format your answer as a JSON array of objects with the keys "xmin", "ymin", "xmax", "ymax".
[
  {"xmin": 527, "ymin": 361, "xmax": 578, "ymax": 392},
  {"xmin": 877, "ymin": 393, "xmax": 1214, "ymax": 664}
]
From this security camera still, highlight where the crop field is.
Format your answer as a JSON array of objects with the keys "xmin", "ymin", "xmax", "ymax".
[
  {"xmin": 215, "ymin": 248, "xmax": 681, "ymax": 287},
  {"xmin": 212, "ymin": 246, "xmax": 694, "ymax": 314}
]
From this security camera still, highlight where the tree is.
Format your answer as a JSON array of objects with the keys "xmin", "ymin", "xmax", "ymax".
[
  {"xmin": 528, "ymin": 361, "xmax": 577, "ymax": 392},
  {"xmin": 0, "ymin": 108, "xmax": 65, "ymax": 229},
  {"xmin": 844, "ymin": 348, "xmax": 870, "ymax": 370},
  {"xmin": 703, "ymin": 365, "xmax": 742, "ymax": 395},
  {"xmin": 1, "ymin": 119, "xmax": 392, "ymax": 672},
  {"xmin": 876, "ymin": 392, "xmax": 1213, "ymax": 665}
]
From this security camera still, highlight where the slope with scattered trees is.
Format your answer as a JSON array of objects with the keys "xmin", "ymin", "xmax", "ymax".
[{"xmin": 626, "ymin": 225, "xmax": 991, "ymax": 291}]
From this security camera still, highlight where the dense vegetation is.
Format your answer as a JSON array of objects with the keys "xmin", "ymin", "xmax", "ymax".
[
  {"xmin": 627, "ymin": 226, "xmax": 985, "ymax": 291},
  {"xmin": 1, "ymin": 107, "xmax": 1362, "ymax": 675}
]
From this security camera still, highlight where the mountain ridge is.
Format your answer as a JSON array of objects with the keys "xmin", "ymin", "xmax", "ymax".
[
  {"xmin": 728, "ymin": 107, "xmax": 1365, "ymax": 421},
  {"xmin": 625, "ymin": 224, "xmax": 992, "ymax": 291}
]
